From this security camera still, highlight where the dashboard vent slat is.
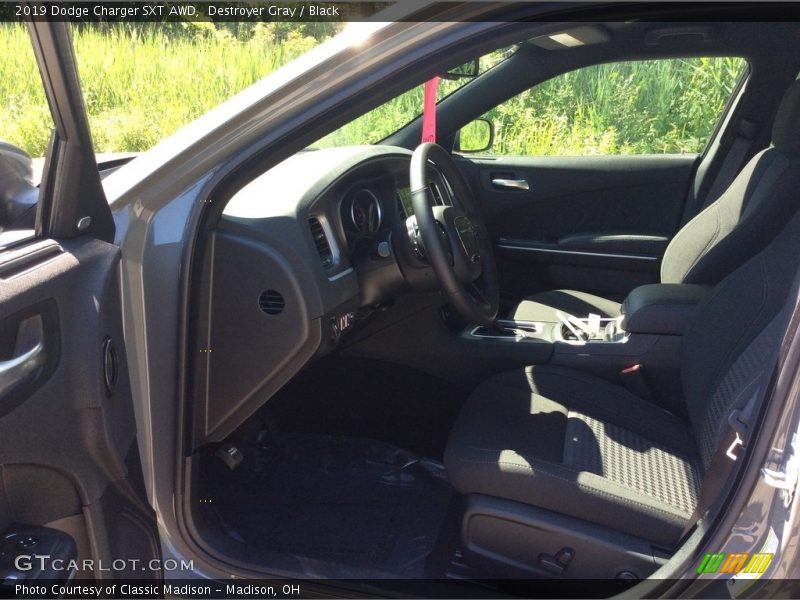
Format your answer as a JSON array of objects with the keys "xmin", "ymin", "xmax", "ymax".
[
  {"xmin": 430, "ymin": 182, "xmax": 445, "ymax": 206},
  {"xmin": 308, "ymin": 217, "xmax": 334, "ymax": 269},
  {"xmin": 259, "ymin": 290, "xmax": 285, "ymax": 315}
]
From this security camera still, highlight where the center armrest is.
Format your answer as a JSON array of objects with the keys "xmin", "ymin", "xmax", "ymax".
[{"xmin": 621, "ymin": 283, "xmax": 713, "ymax": 335}]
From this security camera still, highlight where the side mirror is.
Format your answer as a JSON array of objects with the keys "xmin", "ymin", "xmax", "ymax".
[
  {"xmin": 455, "ymin": 119, "xmax": 494, "ymax": 154},
  {"xmin": 441, "ymin": 59, "xmax": 480, "ymax": 81}
]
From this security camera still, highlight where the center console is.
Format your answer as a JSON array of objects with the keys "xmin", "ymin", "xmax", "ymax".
[
  {"xmin": 468, "ymin": 312, "xmax": 628, "ymax": 345},
  {"xmin": 463, "ymin": 283, "xmax": 713, "ymax": 408},
  {"xmin": 467, "ymin": 283, "xmax": 712, "ymax": 346},
  {"xmin": 620, "ymin": 283, "xmax": 713, "ymax": 335}
]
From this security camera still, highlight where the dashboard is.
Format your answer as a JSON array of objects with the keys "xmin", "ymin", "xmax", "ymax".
[
  {"xmin": 225, "ymin": 147, "xmax": 411, "ymax": 249},
  {"xmin": 220, "ymin": 145, "xmax": 419, "ymax": 331},
  {"xmin": 198, "ymin": 145, "xmax": 453, "ymax": 442},
  {"xmin": 337, "ymin": 165, "xmax": 410, "ymax": 252},
  {"xmin": 221, "ymin": 144, "xmax": 449, "ymax": 309}
]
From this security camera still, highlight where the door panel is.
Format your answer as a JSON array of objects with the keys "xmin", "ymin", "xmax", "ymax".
[
  {"xmin": 0, "ymin": 238, "xmax": 160, "ymax": 580},
  {"xmin": 457, "ymin": 154, "xmax": 697, "ymax": 303},
  {"xmin": 0, "ymin": 20, "xmax": 160, "ymax": 584}
]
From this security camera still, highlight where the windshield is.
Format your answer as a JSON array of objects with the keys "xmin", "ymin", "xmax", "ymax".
[
  {"xmin": 0, "ymin": 22, "xmax": 340, "ymax": 157},
  {"xmin": 0, "ymin": 22, "xmax": 511, "ymax": 157},
  {"xmin": 311, "ymin": 46, "xmax": 517, "ymax": 148},
  {"xmin": 0, "ymin": 20, "xmax": 513, "ymax": 157}
]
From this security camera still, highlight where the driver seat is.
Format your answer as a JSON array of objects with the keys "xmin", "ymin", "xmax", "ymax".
[
  {"xmin": 444, "ymin": 208, "xmax": 800, "ymax": 577},
  {"xmin": 511, "ymin": 79, "xmax": 800, "ymax": 323}
]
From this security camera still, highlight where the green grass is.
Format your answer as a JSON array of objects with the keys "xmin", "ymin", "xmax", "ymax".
[
  {"xmin": 313, "ymin": 50, "xmax": 513, "ymax": 149},
  {"xmin": 312, "ymin": 84, "xmax": 429, "ymax": 150},
  {"xmin": 0, "ymin": 24, "xmax": 745, "ymax": 158},
  {"xmin": 479, "ymin": 57, "xmax": 746, "ymax": 155},
  {"xmin": 0, "ymin": 23, "xmax": 321, "ymax": 156},
  {"xmin": 0, "ymin": 25, "xmax": 53, "ymax": 156}
]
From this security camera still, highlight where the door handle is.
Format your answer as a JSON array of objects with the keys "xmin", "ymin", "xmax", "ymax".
[
  {"xmin": 0, "ymin": 315, "xmax": 46, "ymax": 399},
  {"xmin": 491, "ymin": 178, "xmax": 530, "ymax": 191}
]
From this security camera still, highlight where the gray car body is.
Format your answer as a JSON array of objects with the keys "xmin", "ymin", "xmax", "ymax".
[{"xmin": 92, "ymin": 7, "xmax": 800, "ymax": 595}]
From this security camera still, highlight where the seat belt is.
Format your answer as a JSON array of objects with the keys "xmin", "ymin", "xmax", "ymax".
[
  {"xmin": 678, "ymin": 374, "xmax": 767, "ymax": 542},
  {"xmin": 700, "ymin": 118, "xmax": 760, "ymax": 211}
]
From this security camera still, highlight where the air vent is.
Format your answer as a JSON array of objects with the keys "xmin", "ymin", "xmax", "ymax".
[
  {"xmin": 430, "ymin": 182, "xmax": 445, "ymax": 206},
  {"xmin": 259, "ymin": 290, "xmax": 285, "ymax": 315},
  {"xmin": 308, "ymin": 217, "xmax": 334, "ymax": 269}
]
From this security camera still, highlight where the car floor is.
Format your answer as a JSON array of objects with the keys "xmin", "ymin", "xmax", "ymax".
[
  {"xmin": 263, "ymin": 356, "xmax": 470, "ymax": 461},
  {"xmin": 197, "ymin": 357, "xmax": 469, "ymax": 579}
]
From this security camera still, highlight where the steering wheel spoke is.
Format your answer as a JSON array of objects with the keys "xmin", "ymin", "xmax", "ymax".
[{"xmin": 410, "ymin": 143, "xmax": 499, "ymax": 325}]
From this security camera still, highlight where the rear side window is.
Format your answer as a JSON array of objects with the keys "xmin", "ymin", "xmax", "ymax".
[{"xmin": 477, "ymin": 57, "xmax": 747, "ymax": 156}]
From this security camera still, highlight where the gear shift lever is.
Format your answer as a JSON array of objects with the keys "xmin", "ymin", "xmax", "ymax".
[
  {"xmin": 490, "ymin": 320, "xmax": 541, "ymax": 338},
  {"xmin": 492, "ymin": 321, "xmax": 516, "ymax": 336}
]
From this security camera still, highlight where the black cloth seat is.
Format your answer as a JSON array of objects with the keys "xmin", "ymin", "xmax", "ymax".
[
  {"xmin": 444, "ymin": 365, "xmax": 699, "ymax": 546},
  {"xmin": 445, "ymin": 209, "xmax": 800, "ymax": 547},
  {"xmin": 513, "ymin": 289, "xmax": 623, "ymax": 320},
  {"xmin": 511, "ymin": 80, "xmax": 800, "ymax": 323}
]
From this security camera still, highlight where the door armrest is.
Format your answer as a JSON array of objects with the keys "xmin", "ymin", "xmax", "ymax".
[{"xmin": 558, "ymin": 233, "xmax": 669, "ymax": 256}]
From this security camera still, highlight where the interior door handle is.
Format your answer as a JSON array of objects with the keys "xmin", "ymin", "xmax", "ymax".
[
  {"xmin": 492, "ymin": 178, "xmax": 530, "ymax": 191},
  {"xmin": 0, "ymin": 315, "xmax": 46, "ymax": 400}
]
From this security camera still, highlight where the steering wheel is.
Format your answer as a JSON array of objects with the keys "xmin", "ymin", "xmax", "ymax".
[{"xmin": 410, "ymin": 143, "xmax": 499, "ymax": 325}]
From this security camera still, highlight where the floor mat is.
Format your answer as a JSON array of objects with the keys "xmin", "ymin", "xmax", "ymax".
[
  {"xmin": 265, "ymin": 357, "xmax": 468, "ymax": 460},
  {"xmin": 203, "ymin": 434, "xmax": 453, "ymax": 578}
]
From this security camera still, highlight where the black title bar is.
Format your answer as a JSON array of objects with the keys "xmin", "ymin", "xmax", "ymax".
[{"xmin": 4, "ymin": 2, "xmax": 800, "ymax": 23}]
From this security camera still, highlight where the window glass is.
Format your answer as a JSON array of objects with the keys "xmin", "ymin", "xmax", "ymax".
[
  {"xmin": 0, "ymin": 23, "xmax": 54, "ymax": 239},
  {"xmin": 476, "ymin": 57, "xmax": 747, "ymax": 156},
  {"xmin": 66, "ymin": 22, "xmax": 336, "ymax": 153},
  {"xmin": 0, "ymin": 24, "xmax": 54, "ymax": 160},
  {"xmin": 312, "ymin": 46, "xmax": 518, "ymax": 148}
]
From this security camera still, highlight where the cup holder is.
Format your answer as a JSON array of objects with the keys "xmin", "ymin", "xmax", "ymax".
[{"xmin": 556, "ymin": 311, "xmax": 628, "ymax": 344}]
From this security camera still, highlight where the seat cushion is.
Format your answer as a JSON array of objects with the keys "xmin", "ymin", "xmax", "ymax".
[
  {"xmin": 510, "ymin": 290, "xmax": 622, "ymax": 322},
  {"xmin": 444, "ymin": 365, "xmax": 701, "ymax": 547}
]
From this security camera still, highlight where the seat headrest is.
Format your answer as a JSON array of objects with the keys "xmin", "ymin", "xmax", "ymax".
[{"xmin": 772, "ymin": 80, "xmax": 800, "ymax": 157}]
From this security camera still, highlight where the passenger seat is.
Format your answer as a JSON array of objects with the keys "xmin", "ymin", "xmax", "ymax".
[
  {"xmin": 443, "ymin": 207, "xmax": 800, "ymax": 577},
  {"xmin": 512, "ymin": 79, "xmax": 800, "ymax": 323}
]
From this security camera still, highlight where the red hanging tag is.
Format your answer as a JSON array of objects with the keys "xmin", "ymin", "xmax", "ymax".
[{"xmin": 421, "ymin": 76, "xmax": 440, "ymax": 144}]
